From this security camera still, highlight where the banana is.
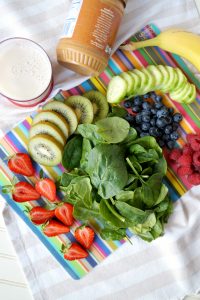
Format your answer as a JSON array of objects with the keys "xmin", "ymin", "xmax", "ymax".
[{"xmin": 120, "ymin": 28, "xmax": 200, "ymax": 72}]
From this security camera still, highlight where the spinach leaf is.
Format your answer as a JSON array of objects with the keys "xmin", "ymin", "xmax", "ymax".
[
  {"xmin": 86, "ymin": 144, "xmax": 128, "ymax": 199},
  {"xmin": 100, "ymin": 228, "xmax": 126, "ymax": 240},
  {"xmin": 100, "ymin": 199, "xmax": 131, "ymax": 228},
  {"xmin": 154, "ymin": 156, "xmax": 167, "ymax": 176},
  {"xmin": 73, "ymin": 200, "xmax": 100, "ymax": 221},
  {"xmin": 108, "ymin": 106, "xmax": 127, "ymax": 118},
  {"xmin": 141, "ymin": 167, "xmax": 152, "ymax": 176},
  {"xmin": 62, "ymin": 135, "xmax": 83, "ymax": 170},
  {"xmin": 154, "ymin": 184, "xmax": 168, "ymax": 205},
  {"xmin": 136, "ymin": 149, "xmax": 159, "ymax": 164},
  {"xmin": 140, "ymin": 173, "xmax": 163, "ymax": 207},
  {"xmin": 60, "ymin": 172, "xmax": 78, "ymax": 187},
  {"xmin": 129, "ymin": 144, "xmax": 146, "ymax": 155},
  {"xmin": 121, "ymin": 127, "xmax": 137, "ymax": 147},
  {"xmin": 80, "ymin": 138, "xmax": 92, "ymax": 170},
  {"xmin": 77, "ymin": 124, "xmax": 105, "ymax": 145},
  {"xmin": 151, "ymin": 219, "xmax": 163, "ymax": 239},
  {"xmin": 116, "ymin": 190, "xmax": 134, "ymax": 202},
  {"xmin": 115, "ymin": 201, "xmax": 150, "ymax": 225},
  {"xmin": 127, "ymin": 155, "xmax": 142, "ymax": 172},
  {"xmin": 131, "ymin": 136, "xmax": 162, "ymax": 156},
  {"xmin": 96, "ymin": 117, "xmax": 130, "ymax": 143}
]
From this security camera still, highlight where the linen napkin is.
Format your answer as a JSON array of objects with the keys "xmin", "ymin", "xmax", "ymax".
[{"xmin": 1, "ymin": 0, "xmax": 200, "ymax": 299}]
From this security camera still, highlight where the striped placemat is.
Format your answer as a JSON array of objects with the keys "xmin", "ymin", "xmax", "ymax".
[{"xmin": 0, "ymin": 24, "xmax": 199, "ymax": 280}]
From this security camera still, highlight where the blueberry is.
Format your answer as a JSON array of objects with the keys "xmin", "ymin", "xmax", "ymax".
[
  {"xmin": 124, "ymin": 100, "xmax": 133, "ymax": 108},
  {"xmin": 141, "ymin": 122, "xmax": 150, "ymax": 131},
  {"xmin": 155, "ymin": 95, "xmax": 162, "ymax": 102},
  {"xmin": 154, "ymin": 102, "xmax": 163, "ymax": 109},
  {"xmin": 142, "ymin": 114, "xmax": 151, "ymax": 123},
  {"xmin": 135, "ymin": 126, "xmax": 142, "ymax": 133},
  {"xmin": 140, "ymin": 132, "xmax": 150, "ymax": 137},
  {"xmin": 132, "ymin": 106, "xmax": 141, "ymax": 113},
  {"xmin": 168, "ymin": 107, "xmax": 174, "ymax": 115},
  {"xmin": 172, "ymin": 122, "xmax": 179, "ymax": 130},
  {"xmin": 165, "ymin": 116, "xmax": 172, "ymax": 124},
  {"xmin": 156, "ymin": 107, "xmax": 168, "ymax": 118},
  {"xmin": 151, "ymin": 108, "xmax": 157, "ymax": 115},
  {"xmin": 141, "ymin": 109, "xmax": 151, "ymax": 116},
  {"xmin": 162, "ymin": 134, "xmax": 170, "ymax": 141},
  {"xmin": 125, "ymin": 113, "xmax": 135, "ymax": 123},
  {"xmin": 149, "ymin": 127, "xmax": 161, "ymax": 137},
  {"xmin": 150, "ymin": 117, "xmax": 156, "ymax": 126},
  {"xmin": 135, "ymin": 113, "xmax": 142, "ymax": 124},
  {"xmin": 173, "ymin": 113, "xmax": 183, "ymax": 123},
  {"xmin": 170, "ymin": 131, "xmax": 179, "ymax": 140},
  {"xmin": 156, "ymin": 117, "xmax": 168, "ymax": 128},
  {"xmin": 143, "ymin": 93, "xmax": 150, "ymax": 99},
  {"xmin": 133, "ymin": 96, "xmax": 143, "ymax": 106},
  {"xmin": 142, "ymin": 102, "xmax": 151, "ymax": 110},
  {"xmin": 149, "ymin": 91, "xmax": 157, "ymax": 99},
  {"xmin": 167, "ymin": 140, "xmax": 176, "ymax": 149},
  {"xmin": 164, "ymin": 125, "xmax": 173, "ymax": 134},
  {"xmin": 158, "ymin": 139, "xmax": 165, "ymax": 147}
]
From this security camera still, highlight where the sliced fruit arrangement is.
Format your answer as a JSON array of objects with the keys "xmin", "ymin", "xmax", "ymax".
[
  {"xmin": 28, "ymin": 90, "xmax": 108, "ymax": 167},
  {"xmin": 107, "ymin": 65, "xmax": 196, "ymax": 104},
  {"xmin": 122, "ymin": 92, "xmax": 183, "ymax": 149},
  {"xmin": 168, "ymin": 133, "xmax": 200, "ymax": 185}
]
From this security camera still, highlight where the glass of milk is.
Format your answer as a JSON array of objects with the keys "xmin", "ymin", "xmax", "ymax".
[{"xmin": 0, "ymin": 38, "xmax": 53, "ymax": 107}]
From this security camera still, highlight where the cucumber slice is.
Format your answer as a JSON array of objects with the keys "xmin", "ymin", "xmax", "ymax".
[
  {"xmin": 30, "ymin": 121, "xmax": 66, "ymax": 146},
  {"xmin": 141, "ymin": 68, "xmax": 155, "ymax": 93},
  {"xmin": 157, "ymin": 65, "xmax": 170, "ymax": 91},
  {"xmin": 32, "ymin": 111, "xmax": 69, "ymax": 139},
  {"xmin": 183, "ymin": 84, "xmax": 196, "ymax": 104},
  {"xmin": 160, "ymin": 66, "xmax": 176, "ymax": 93},
  {"xmin": 107, "ymin": 76, "xmax": 127, "ymax": 103},
  {"xmin": 132, "ymin": 69, "xmax": 149, "ymax": 95},
  {"xmin": 169, "ymin": 82, "xmax": 190, "ymax": 102},
  {"xmin": 43, "ymin": 101, "xmax": 78, "ymax": 135},
  {"xmin": 128, "ymin": 71, "xmax": 141, "ymax": 95},
  {"xmin": 28, "ymin": 134, "xmax": 63, "ymax": 166},
  {"xmin": 147, "ymin": 65, "xmax": 163, "ymax": 90},
  {"xmin": 120, "ymin": 72, "xmax": 134, "ymax": 96},
  {"xmin": 173, "ymin": 68, "xmax": 187, "ymax": 90}
]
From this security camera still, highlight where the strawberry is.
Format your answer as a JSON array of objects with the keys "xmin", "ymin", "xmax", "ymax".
[
  {"xmin": 2, "ymin": 181, "xmax": 40, "ymax": 202},
  {"xmin": 55, "ymin": 203, "xmax": 74, "ymax": 226},
  {"xmin": 29, "ymin": 206, "xmax": 55, "ymax": 225},
  {"xmin": 62, "ymin": 243, "xmax": 88, "ymax": 260},
  {"xmin": 8, "ymin": 153, "xmax": 34, "ymax": 176},
  {"xmin": 74, "ymin": 226, "xmax": 95, "ymax": 249},
  {"xmin": 42, "ymin": 220, "xmax": 70, "ymax": 237},
  {"xmin": 35, "ymin": 178, "xmax": 56, "ymax": 202},
  {"xmin": 168, "ymin": 148, "xmax": 182, "ymax": 161}
]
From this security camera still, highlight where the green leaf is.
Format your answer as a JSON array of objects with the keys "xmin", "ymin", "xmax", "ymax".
[
  {"xmin": 120, "ymin": 127, "xmax": 137, "ymax": 147},
  {"xmin": 151, "ymin": 219, "xmax": 163, "ymax": 239},
  {"xmin": 154, "ymin": 184, "xmax": 168, "ymax": 205},
  {"xmin": 115, "ymin": 201, "xmax": 150, "ymax": 225},
  {"xmin": 86, "ymin": 144, "xmax": 128, "ymax": 199},
  {"xmin": 140, "ymin": 173, "xmax": 163, "ymax": 207},
  {"xmin": 60, "ymin": 172, "xmax": 78, "ymax": 187},
  {"xmin": 127, "ymin": 155, "xmax": 142, "ymax": 172},
  {"xmin": 116, "ymin": 190, "xmax": 134, "ymax": 202},
  {"xmin": 141, "ymin": 167, "xmax": 152, "ymax": 176},
  {"xmin": 131, "ymin": 136, "xmax": 162, "ymax": 156},
  {"xmin": 108, "ymin": 106, "xmax": 127, "ymax": 118},
  {"xmin": 96, "ymin": 117, "xmax": 130, "ymax": 143},
  {"xmin": 80, "ymin": 138, "xmax": 92, "ymax": 171},
  {"xmin": 62, "ymin": 135, "xmax": 83, "ymax": 170},
  {"xmin": 129, "ymin": 144, "xmax": 146, "ymax": 155},
  {"xmin": 73, "ymin": 200, "xmax": 100, "ymax": 221},
  {"xmin": 154, "ymin": 156, "xmax": 167, "ymax": 176},
  {"xmin": 76, "ymin": 124, "xmax": 105, "ymax": 145},
  {"xmin": 136, "ymin": 149, "xmax": 159, "ymax": 164},
  {"xmin": 100, "ymin": 228, "xmax": 126, "ymax": 241}
]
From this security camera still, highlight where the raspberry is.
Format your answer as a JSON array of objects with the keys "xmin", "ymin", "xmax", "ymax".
[
  {"xmin": 169, "ymin": 148, "xmax": 182, "ymax": 161},
  {"xmin": 193, "ymin": 152, "xmax": 200, "ymax": 167},
  {"xmin": 177, "ymin": 154, "xmax": 192, "ymax": 166},
  {"xmin": 182, "ymin": 144, "xmax": 193, "ymax": 155},
  {"xmin": 187, "ymin": 134, "xmax": 200, "ymax": 151},
  {"xmin": 188, "ymin": 173, "xmax": 200, "ymax": 185},
  {"xmin": 177, "ymin": 166, "xmax": 193, "ymax": 176}
]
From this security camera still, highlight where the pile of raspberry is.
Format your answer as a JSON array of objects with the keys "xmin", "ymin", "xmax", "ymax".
[{"xmin": 169, "ymin": 133, "xmax": 200, "ymax": 185}]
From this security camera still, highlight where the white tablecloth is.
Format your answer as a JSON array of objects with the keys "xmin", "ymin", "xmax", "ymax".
[{"xmin": 1, "ymin": 1, "xmax": 200, "ymax": 299}]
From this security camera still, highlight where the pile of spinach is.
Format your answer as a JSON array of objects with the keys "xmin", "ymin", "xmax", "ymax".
[{"xmin": 59, "ymin": 117, "xmax": 173, "ymax": 242}]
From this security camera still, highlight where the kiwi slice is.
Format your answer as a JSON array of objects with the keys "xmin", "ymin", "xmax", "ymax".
[
  {"xmin": 32, "ymin": 110, "xmax": 69, "ymax": 139},
  {"xmin": 30, "ymin": 121, "xmax": 66, "ymax": 146},
  {"xmin": 28, "ymin": 134, "xmax": 63, "ymax": 166},
  {"xmin": 83, "ymin": 91, "xmax": 109, "ymax": 122},
  {"xmin": 65, "ymin": 95, "xmax": 94, "ymax": 124},
  {"xmin": 43, "ymin": 101, "xmax": 78, "ymax": 135}
]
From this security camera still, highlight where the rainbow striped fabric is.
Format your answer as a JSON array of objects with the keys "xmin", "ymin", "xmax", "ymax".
[{"xmin": 0, "ymin": 24, "xmax": 199, "ymax": 280}]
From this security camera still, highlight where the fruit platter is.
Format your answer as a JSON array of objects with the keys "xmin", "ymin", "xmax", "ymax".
[{"xmin": 0, "ymin": 24, "xmax": 200, "ymax": 280}]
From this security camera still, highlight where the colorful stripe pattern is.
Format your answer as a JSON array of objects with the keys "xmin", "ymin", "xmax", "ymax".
[{"xmin": 0, "ymin": 24, "xmax": 199, "ymax": 280}]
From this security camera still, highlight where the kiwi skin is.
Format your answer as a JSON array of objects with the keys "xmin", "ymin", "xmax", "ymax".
[
  {"xmin": 65, "ymin": 95, "xmax": 94, "ymax": 124},
  {"xmin": 28, "ymin": 134, "xmax": 63, "ymax": 167},
  {"xmin": 83, "ymin": 91, "xmax": 109, "ymax": 122}
]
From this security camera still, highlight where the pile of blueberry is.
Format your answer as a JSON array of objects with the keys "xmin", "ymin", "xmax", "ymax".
[{"xmin": 123, "ymin": 92, "xmax": 183, "ymax": 149}]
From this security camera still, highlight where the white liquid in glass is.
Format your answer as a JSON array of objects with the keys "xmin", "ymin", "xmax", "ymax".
[{"xmin": 0, "ymin": 38, "xmax": 52, "ymax": 101}]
